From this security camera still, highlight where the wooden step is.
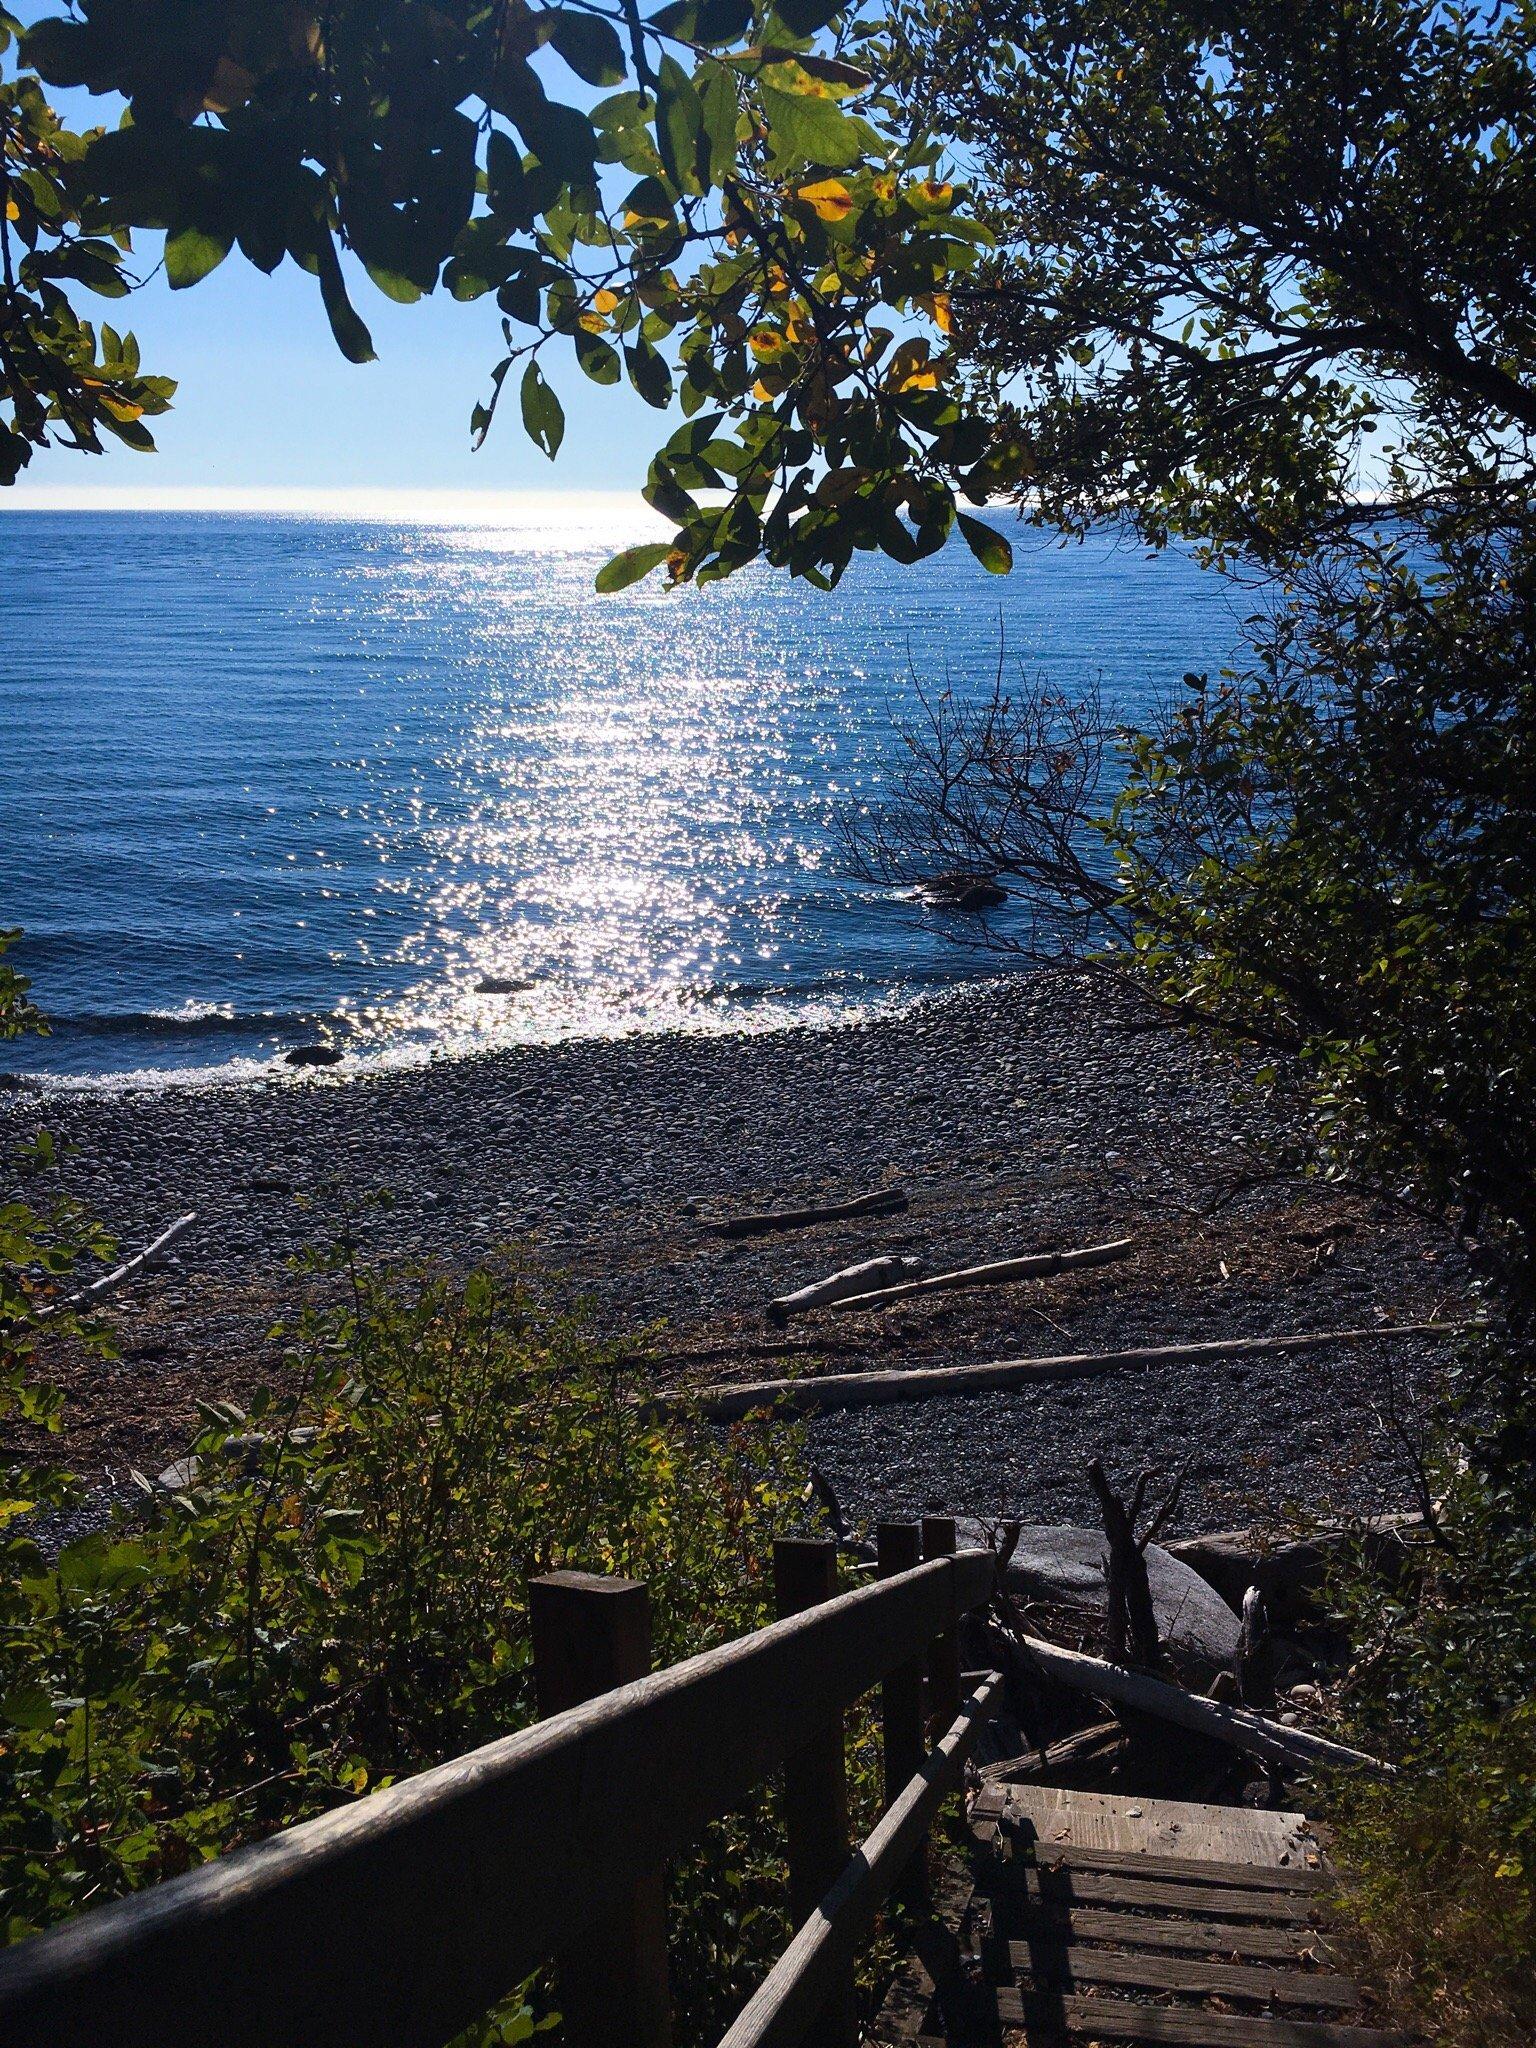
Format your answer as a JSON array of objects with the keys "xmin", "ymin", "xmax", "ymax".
[
  {"xmin": 1002, "ymin": 1939, "xmax": 1360, "ymax": 2010},
  {"xmin": 974, "ymin": 1785, "xmax": 1320, "ymax": 1873},
  {"xmin": 1005, "ymin": 1840, "xmax": 1326, "ymax": 1894},
  {"xmin": 996, "ymin": 1988, "xmax": 1406, "ymax": 2046},
  {"xmin": 1003, "ymin": 1866, "xmax": 1320, "ymax": 1924},
  {"xmin": 1007, "ymin": 1903, "xmax": 1336, "ymax": 1965}
]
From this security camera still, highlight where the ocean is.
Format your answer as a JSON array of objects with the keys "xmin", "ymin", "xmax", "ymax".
[{"xmin": 0, "ymin": 505, "xmax": 1242, "ymax": 1085}]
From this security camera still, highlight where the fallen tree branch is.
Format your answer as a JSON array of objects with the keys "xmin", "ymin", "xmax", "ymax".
[
  {"xmin": 766, "ymin": 1255, "xmax": 923, "ymax": 1328},
  {"xmin": 653, "ymin": 1321, "xmax": 1472, "ymax": 1422},
  {"xmin": 41, "ymin": 1212, "xmax": 198, "ymax": 1320},
  {"xmin": 822, "ymin": 1236, "xmax": 1135, "ymax": 1314},
  {"xmin": 701, "ymin": 1187, "xmax": 908, "ymax": 1238},
  {"xmin": 1010, "ymin": 1628, "xmax": 1393, "ymax": 1778}
]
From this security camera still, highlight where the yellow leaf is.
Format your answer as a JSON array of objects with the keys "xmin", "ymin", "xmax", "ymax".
[
  {"xmin": 898, "ymin": 368, "xmax": 940, "ymax": 391},
  {"xmin": 752, "ymin": 379, "xmax": 774, "ymax": 401},
  {"xmin": 577, "ymin": 311, "xmax": 609, "ymax": 334},
  {"xmin": 593, "ymin": 287, "xmax": 620, "ymax": 314},
  {"xmin": 917, "ymin": 180, "xmax": 954, "ymax": 208},
  {"xmin": 749, "ymin": 328, "xmax": 787, "ymax": 358},
  {"xmin": 797, "ymin": 178, "xmax": 853, "ymax": 223},
  {"xmin": 872, "ymin": 171, "xmax": 896, "ymax": 201},
  {"xmin": 917, "ymin": 291, "xmax": 953, "ymax": 333}
]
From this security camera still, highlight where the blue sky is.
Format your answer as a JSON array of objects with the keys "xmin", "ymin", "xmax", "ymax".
[{"xmin": 12, "ymin": 237, "xmax": 673, "ymax": 506}]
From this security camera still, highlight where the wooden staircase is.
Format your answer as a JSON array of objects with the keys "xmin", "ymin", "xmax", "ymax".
[{"xmin": 880, "ymin": 1785, "xmax": 1408, "ymax": 2047}]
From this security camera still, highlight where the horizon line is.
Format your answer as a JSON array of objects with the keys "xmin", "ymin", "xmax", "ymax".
[{"xmin": 0, "ymin": 484, "xmax": 671, "ymax": 525}]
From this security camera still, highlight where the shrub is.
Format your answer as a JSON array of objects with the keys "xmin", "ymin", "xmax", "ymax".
[
  {"xmin": 0, "ymin": 1243, "xmax": 864, "ymax": 2042},
  {"xmin": 1329, "ymin": 1383, "xmax": 1536, "ymax": 2047}
]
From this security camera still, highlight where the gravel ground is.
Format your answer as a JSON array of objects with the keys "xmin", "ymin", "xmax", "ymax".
[{"xmin": 3, "ymin": 971, "xmax": 1469, "ymax": 1534}]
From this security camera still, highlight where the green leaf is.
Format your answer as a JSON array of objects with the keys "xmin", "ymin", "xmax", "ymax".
[
  {"xmin": 364, "ymin": 263, "xmax": 423, "ymax": 305},
  {"xmin": 775, "ymin": 0, "xmax": 845, "ymax": 31},
  {"xmin": 0, "ymin": 1682, "xmax": 55, "ymax": 1731},
  {"xmin": 575, "ymin": 327, "xmax": 622, "ymax": 385},
  {"xmin": 548, "ymin": 11, "xmax": 626, "ymax": 87},
  {"xmin": 656, "ymin": 55, "xmax": 707, "ymax": 194},
  {"xmin": 312, "ymin": 232, "xmax": 377, "ymax": 364},
  {"xmin": 595, "ymin": 542, "xmax": 673, "ymax": 592},
  {"xmin": 651, "ymin": 0, "xmax": 753, "ymax": 42},
  {"xmin": 487, "ymin": 131, "xmax": 530, "ymax": 226},
  {"xmin": 626, "ymin": 338, "xmax": 674, "ymax": 408},
  {"xmin": 758, "ymin": 82, "xmax": 862, "ymax": 170},
  {"xmin": 528, "ymin": 100, "xmax": 600, "ymax": 187},
  {"xmin": 773, "ymin": 0, "xmax": 846, "ymax": 32},
  {"xmin": 520, "ymin": 359, "xmax": 565, "ymax": 459},
  {"xmin": 696, "ymin": 60, "xmax": 740, "ymax": 186},
  {"xmin": 165, "ymin": 223, "xmax": 232, "ymax": 289},
  {"xmin": 957, "ymin": 511, "xmax": 1013, "ymax": 574}
]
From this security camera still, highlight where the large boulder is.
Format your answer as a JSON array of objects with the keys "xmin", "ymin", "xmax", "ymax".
[
  {"xmin": 956, "ymin": 1518, "xmax": 1242, "ymax": 1672},
  {"xmin": 1165, "ymin": 1513, "xmax": 1423, "ymax": 1628}
]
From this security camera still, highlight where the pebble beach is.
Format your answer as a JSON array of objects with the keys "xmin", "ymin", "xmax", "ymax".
[{"xmin": 4, "ymin": 970, "xmax": 1470, "ymax": 1535}]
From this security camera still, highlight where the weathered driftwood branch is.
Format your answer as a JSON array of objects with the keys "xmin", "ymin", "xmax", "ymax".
[
  {"xmin": 1013, "ymin": 1630, "xmax": 1393, "ymax": 1778},
  {"xmin": 766, "ymin": 1256, "xmax": 923, "ymax": 1329},
  {"xmin": 1236, "ymin": 1585, "xmax": 1278, "ymax": 1710},
  {"xmin": 703, "ymin": 1188, "xmax": 908, "ymax": 1239},
  {"xmin": 823, "ymin": 1237, "xmax": 1135, "ymax": 1315},
  {"xmin": 1087, "ymin": 1460, "xmax": 1165, "ymax": 1673},
  {"xmin": 41, "ymin": 1212, "xmax": 198, "ymax": 1320},
  {"xmin": 657, "ymin": 1321, "xmax": 1471, "ymax": 1423}
]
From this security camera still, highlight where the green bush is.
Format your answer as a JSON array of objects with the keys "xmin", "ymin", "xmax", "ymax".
[
  {"xmin": 1329, "ymin": 1386, "xmax": 1536, "ymax": 2047},
  {"xmin": 0, "ymin": 1242, "xmax": 869, "ymax": 2042}
]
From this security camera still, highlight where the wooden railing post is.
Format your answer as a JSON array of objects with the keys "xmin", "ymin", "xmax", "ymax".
[
  {"xmin": 529, "ymin": 1571, "xmax": 671, "ymax": 2048},
  {"xmin": 877, "ymin": 1522, "xmax": 927, "ymax": 1911},
  {"xmin": 921, "ymin": 1516, "xmax": 962, "ymax": 1731},
  {"xmin": 773, "ymin": 1537, "xmax": 857, "ymax": 2048}
]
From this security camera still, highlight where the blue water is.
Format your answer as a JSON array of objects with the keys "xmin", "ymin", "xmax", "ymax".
[{"xmin": 0, "ymin": 506, "xmax": 1242, "ymax": 1085}]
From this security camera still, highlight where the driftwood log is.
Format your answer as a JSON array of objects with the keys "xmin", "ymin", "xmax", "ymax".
[
  {"xmin": 41, "ymin": 1211, "xmax": 198, "ymax": 1320},
  {"xmin": 824, "ymin": 1237, "xmax": 1134, "ymax": 1315},
  {"xmin": 766, "ymin": 1256, "xmax": 923, "ymax": 1328},
  {"xmin": 1011, "ymin": 1630, "xmax": 1392, "ymax": 1778},
  {"xmin": 657, "ymin": 1322, "xmax": 1470, "ymax": 1423},
  {"xmin": 702, "ymin": 1188, "xmax": 908, "ymax": 1238}
]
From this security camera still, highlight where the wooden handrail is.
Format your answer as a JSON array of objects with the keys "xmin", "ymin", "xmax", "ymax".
[
  {"xmin": 719, "ymin": 1669, "xmax": 1005, "ymax": 2048},
  {"xmin": 0, "ymin": 1549, "xmax": 996, "ymax": 2048}
]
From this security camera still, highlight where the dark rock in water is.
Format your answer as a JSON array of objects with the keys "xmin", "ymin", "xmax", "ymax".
[
  {"xmin": 921, "ymin": 871, "xmax": 1007, "ymax": 912},
  {"xmin": 475, "ymin": 976, "xmax": 535, "ymax": 996},
  {"xmin": 246, "ymin": 1175, "xmax": 294, "ymax": 1194},
  {"xmin": 956, "ymin": 1517, "xmax": 1242, "ymax": 1671},
  {"xmin": 284, "ymin": 1045, "xmax": 343, "ymax": 1068}
]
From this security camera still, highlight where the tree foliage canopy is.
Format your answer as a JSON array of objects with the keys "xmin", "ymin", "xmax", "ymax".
[
  {"xmin": 1, "ymin": 0, "xmax": 1027, "ymax": 583},
  {"xmin": 899, "ymin": 0, "xmax": 1536, "ymax": 562},
  {"xmin": 850, "ymin": 0, "xmax": 1536, "ymax": 1306}
]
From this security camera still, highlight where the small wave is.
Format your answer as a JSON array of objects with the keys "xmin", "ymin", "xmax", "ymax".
[{"xmin": 45, "ymin": 1005, "xmax": 338, "ymax": 1042}]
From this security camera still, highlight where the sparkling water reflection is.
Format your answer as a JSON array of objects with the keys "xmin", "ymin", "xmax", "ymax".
[{"xmin": 0, "ymin": 509, "xmax": 1242, "ymax": 1084}]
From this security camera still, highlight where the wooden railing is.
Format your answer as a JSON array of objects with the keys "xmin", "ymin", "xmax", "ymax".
[{"xmin": 0, "ymin": 1522, "xmax": 998, "ymax": 2048}]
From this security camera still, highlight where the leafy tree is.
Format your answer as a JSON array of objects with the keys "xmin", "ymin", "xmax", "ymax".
[
  {"xmin": 849, "ymin": 0, "xmax": 1536, "ymax": 1309},
  {"xmin": 841, "ymin": 10, "xmax": 1536, "ymax": 2017},
  {"xmin": 2, "ymin": 0, "xmax": 1026, "ymax": 582}
]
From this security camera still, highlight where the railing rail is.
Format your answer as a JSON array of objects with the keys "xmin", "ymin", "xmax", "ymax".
[{"xmin": 0, "ymin": 1542, "xmax": 996, "ymax": 2048}]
